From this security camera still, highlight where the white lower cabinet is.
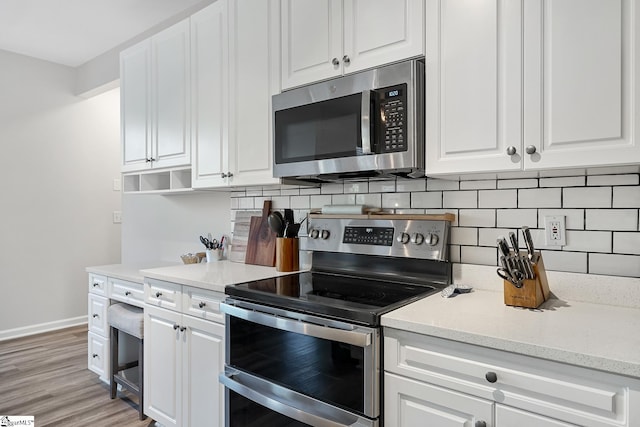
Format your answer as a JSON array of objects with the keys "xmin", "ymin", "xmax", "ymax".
[
  {"xmin": 144, "ymin": 281, "xmax": 225, "ymax": 427},
  {"xmin": 384, "ymin": 328, "xmax": 639, "ymax": 427}
]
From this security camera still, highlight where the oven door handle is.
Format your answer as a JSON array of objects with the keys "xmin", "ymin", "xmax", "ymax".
[
  {"xmin": 221, "ymin": 369, "xmax": 376, "ymax": 427},
  {"xmin": 221, "ymin": 302, "xmax": 372, "ymax": 347}
]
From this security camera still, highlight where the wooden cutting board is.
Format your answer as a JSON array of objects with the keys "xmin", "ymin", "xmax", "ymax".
[
  {"xmin": 244, "ymin": 200, "xmax": 276, "ymax": 266},
  {"xmin": 229, "ymin": 209, "xmax": 261, "ymax": 263}
]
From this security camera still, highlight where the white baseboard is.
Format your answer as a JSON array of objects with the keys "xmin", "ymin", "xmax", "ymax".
[{"xmin": 0, "ymin": 316, "xmax": 88, "ymax": 341}]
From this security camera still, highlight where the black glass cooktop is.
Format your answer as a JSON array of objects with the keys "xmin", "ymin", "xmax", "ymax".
[{"xmin": 225, "ymin": 271, "xmax": 438, "ymax": 326}]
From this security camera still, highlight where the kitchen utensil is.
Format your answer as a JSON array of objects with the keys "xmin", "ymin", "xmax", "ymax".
[
  {"xmin": 284, "ymin": 209, "xmax": 294, "ymax": 225},
  {"xmin": 522, "ymin": 226, "xmax": 536, "ymax": 261},
  {"xmin": 286, "ymin": 222, "xmax": 301, "ymax": 238},
  {"xmin": 497, "ymin": 238, "xmax": 511, "ymax": 258},
  {"xmin": 508, "ymin": 231, "xmax": 519, "ymax": 253},
  {"xmin": 267, "ymin": 213, "xmax": 285, "ymax": 237},
  {"xmin": 245, "ymin": 200, "xmax": 277, "ymax": 266}
]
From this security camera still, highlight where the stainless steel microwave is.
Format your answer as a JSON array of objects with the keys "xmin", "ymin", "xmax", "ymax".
[{"xmin": 272, "ymin": 59, "xmax": 424, "ymax": 182}]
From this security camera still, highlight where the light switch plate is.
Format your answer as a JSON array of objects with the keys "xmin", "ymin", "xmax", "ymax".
[{"xmin": 113, "ymin": 211, "xmax": 122, "ymax": 224}]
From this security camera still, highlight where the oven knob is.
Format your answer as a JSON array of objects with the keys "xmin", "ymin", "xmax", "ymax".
[
  {"xmin": 411, "ymin": 233, "xmax": 424, "ymax": 245},
  {"xmin": 320, "ymin": 229, "xmax": 330, "ymax": 240},
  {"xmin": 425, "ymin": 233, "xmax": 439, "ymax": 246},
  {"xmin": 396, "ymin": 232, "xmax": 410, "ymax": 244},
  {"xmin": 309, "ymin": 229, "xmax": 320, "ymax": 239}
]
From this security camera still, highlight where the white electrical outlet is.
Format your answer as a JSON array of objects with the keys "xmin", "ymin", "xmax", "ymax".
[
  {"xmin": 544, "ymin": 215, "xmax": 565, "ymax": 246},
  {"xmin": 113, "ymin": 178, "xmax": 121, "ymax": 191},
  {"xmin": 113, "ymin": 211, "xmax": 122, "ymax": 224}
]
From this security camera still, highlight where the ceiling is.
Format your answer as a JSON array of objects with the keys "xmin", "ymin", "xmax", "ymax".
[{"xmin": 0, "ymin": 0, "xmax": 206, "ymax": 67}]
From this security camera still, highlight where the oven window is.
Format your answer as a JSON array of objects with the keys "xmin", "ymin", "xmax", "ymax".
[
  {"xmin": 228, "ymin": 390, "xmax": 310, "ymax": 427},
  {"xmin": 275, "ymin": 93, "xmax": 362, "ymax": 163},
  {"xmin": 228, "ymin": 316, "xmax": 365, "ymax": 414}
]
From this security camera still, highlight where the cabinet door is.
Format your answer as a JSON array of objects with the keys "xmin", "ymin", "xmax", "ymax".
[
  {"xmin": 182, "ymin": 315, "xmax": 225, "ymax": 427},
  {"xmin": 496, "ymin": 405, "xmax": 578, "ymax": 427},
  {"xmin": 144, "ymin": 305, "xmax": 182, "ymax": 427},
  {"xmin": 191, "ymin": 1, "xmax": 230, "ymax": 188},
  {"xmin": 425, "ymin": 0, "xmax": 523, "ymax": 175},
  {"xmin": 121, "ymin": 40, "xmax": 151, "ymax": 172},
  {"xmin": 88, "ymin": 294, "xmax": 109, "ymax": 337},
  {"xmin": 87, "ymin": 331, "xmax": 109, "ymax": 382},
  {"xmin": 151, "ymin": 19, "xmax": 191, "ymax": 169},
  {"xmin": 343, "ymin": 0, "xmax": 424, "ymax": 74},
  {"xmin": 523, "ymin": 0, "xmax": 640, "ymax": 169},
  {"xmin": 385, "ymin": 372, "xmax": 493, "ymax": 427},
  {"xmin": 227, "ymin": 0, "xmax": 281, "ymax": 187},
  {"xmin": 281, "ymin": 0, "xmax": 343, "ymax": 89}
]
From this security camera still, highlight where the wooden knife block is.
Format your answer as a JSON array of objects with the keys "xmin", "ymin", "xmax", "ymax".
[{"xmin": 503, "ymin": 252, "xmax": 551, "ymax": 309}]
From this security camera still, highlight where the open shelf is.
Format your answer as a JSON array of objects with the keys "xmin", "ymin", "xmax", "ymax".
[{"xmin": 122, "ymin": 167, "xmax": 194, "ymax": 194}]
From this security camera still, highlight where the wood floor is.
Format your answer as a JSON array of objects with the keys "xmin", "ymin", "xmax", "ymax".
[{"xmin": 0, "ymin": 325, "xmax": 155, "ymax": 427}]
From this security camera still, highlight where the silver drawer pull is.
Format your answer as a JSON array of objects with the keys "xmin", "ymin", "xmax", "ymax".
[
  {"xmin": 92, "ymin": 314, "xmax": 99, "ymax": 319},
  {"xmin": 198, "ymin": 302, "xmax": 206, "ymax": 309},
  {"xmin": 92, "ymin": 353, "xmax": 99, "ymax": 358},
  {"xmin": 125, "ymin": 291, "xmax": 132, "ymax": 296},
  {"xmin": 155, "ymin": 291, "xmax": 162, "ymax": 298}
]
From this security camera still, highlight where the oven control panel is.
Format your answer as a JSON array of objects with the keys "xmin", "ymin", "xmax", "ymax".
[{"xmin": 303, "ymin": 216, "xmax": 451, "ymax": 261}]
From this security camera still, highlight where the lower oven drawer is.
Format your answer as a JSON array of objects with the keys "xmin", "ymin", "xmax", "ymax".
[{"xmin": 221, "ymin": 368, "xmax": 378, "ymax": 427}]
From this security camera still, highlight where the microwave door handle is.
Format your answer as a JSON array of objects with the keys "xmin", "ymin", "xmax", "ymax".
[
  {"xmin": 220, "ymin": 370, "xmax": 370, "ymax": 427},
  {"xmin": 221, "ymin": 302, "xmax": 372, "ymax": 347},
  {"xmin": 360, "ymin": 90, "xmax": 372, "ymax": 155}
]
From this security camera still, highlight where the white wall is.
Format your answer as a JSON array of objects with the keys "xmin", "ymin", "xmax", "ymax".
[
  {"xmin": 0, "ymin": 50, "xmax": 122, "ymax": 338},
  {"xmin": 121, "ymin": 192, "xmax": 231, "ymax": 265}
]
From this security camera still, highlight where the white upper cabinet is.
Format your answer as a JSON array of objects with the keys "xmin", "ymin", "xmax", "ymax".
[
  {"xmin": 191, "ymin": 0, "xmax": 229, "ymax": 188},
  {"xmin": 281, "ymin": 0, "xmax": 424, "ymax": 90},
  {"xmin": 121, "ymin": 20, "xmax": 191, "ymax": 173},
  {"xmin": 192, "ymin": 0, "xmax": 280, "ymax": 188},
  {"xmin": 426, "ymin": 0, "xmax": 640, "ymax": 175},
  {"xmin": 523, "ymin": 0, "xmax": 640, "ymax": 170}
]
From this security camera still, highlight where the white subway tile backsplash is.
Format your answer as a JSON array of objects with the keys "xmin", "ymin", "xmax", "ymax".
[
  {"xmin": 460, "ymin": 180, "xmax": 497, "ymax": 190},
  {"xmin": 539, "ymin": 176, "xmax": 585, "ymax": 188},
  {"xmin": 496, "ymin": 209, "xmax": 537, "ymax": 228},
  {"xmin": 427, "ymin": 178, "xmax": 459, "ymax": 191},
  {"xmin": 331, "ymin": 194, "xmax": 356, "ymax": 205},
  {"xmin": 231, "ymin": 190, "xmax": 246, "ymax": 198},
  {"xmin": 263, "ymin": 188, "xmax": 282, "ymax": 196},
  {"xmin": 425, "ymin": 209, "xmax": 459, "ymax": 226},
  {"xmin": 458, "ymin": 209, "xmax": 495, "ymax": 227},
  {"xmin": 461, "ymin": 246, "xmax": 497, "ymax": 265},
  {"xmin": 538, "ymin": 169, "xmax": 586, "ymax": 177},
  {"xmin": 587, "ymin": 174, "xmax": 639, "ymax": 186},
  {"xmin": 587, "ymin": 165, "xmax": 640, "ymax": 175},
  {"xmin": 320, "ymin": 183, "xmax": 344, "ymax": 194},
  {"xmin": 310, "ymin": 195, "xmax": 332, "ymax": 209},
  {"xmin": 344, "ymin": 182, "xmax": 369, "ymax": 193},
  {"xmin": 245, "ymin": 187, "xmax": 263, "ymax": 197},
  {"xmin": 237, "ymin": 197, "xmax": 255, "ymax": 209},
  {"xmin": 497, "ymin": 178, "xmax": 538, "ymax": 189},
  {"xmin": 538, "ymin": 209, "xmax": 585, "ymax": 230},
  {"xmin": 450, "ymin": 227, "xmax": 478, "ymax": 245},
  {"xmin": 395, "ymin": 208, "xmax": 426, "ymax": 214},
  {"xmin": 290, "ymin": 196, "xmax": 310, "ymax": 209},
  {"xmin": 518, "ymin": 188, "xmax": 562, "ymax": 208},
  {"xmin": 396, "ymin": 178, "xmax": 426, "ymax": 192},
  {"xmin": 369, "ymin": 180, "xmax": 396, "ymax": 193},
  {"xmin": 497, "ymin": 171, "xmax": 539, "ymax": 179},
  {"xmin": 613, "ymin": 232, "xmax": 640, "ymax": 255},
  {"xmin": 449, "ymin": 245, "xmax": 461, "ymax": 263},
  {"xmin": 478, "ymin": 228, "xmax": 515, "ymax": 247},
  {"xmin": 382, "ymin": 192, "xmax": 410, "ymax": 209},
  {"xmin": 281, "ymin": 188, "xmax": 301, "ymax": 196},
  {"xmin": 613, "ymin": 187, "xmax": 640, "ymax": 208},
  {"xmin": 443, "ymin": 191, "xmax": 477, "ymax": 208},
  {"xmin": 564, "ymin": 230, "xmax": 611, "ymax": 253},
  {"xmin": 355, "ymin": 193, "xmax": 382, "ymax": 209},
  {"xmin": 478, "ymin": 190, "xmax": 517, "ymax": 208},
  {"xmin": 589, "ymin": 253, "xmax": 640, "ymax": 277},
  {"xmin": 563, "ymin": 187, "xmax": 612, "ymax": 208},
  {"xmin": 269, "ymin": 196, "xmax": 290, "ymax": 209},
  {"xmin": 540, "ymin": 250, "xmax": 587, "ymax": 273},
  {"xmin": 586, "ymin": 209, "xmax": 638, "ymax": 231},
  {"xmin": 230, "ymin": 197, "xmax": 240, "ymax": 209},
  {"xmin": 411, "ymin": 191, "xmax": 442, "ymax": 208},
  {"xmin": 300, "ymin": 187, "xmax": 321, "ymax": 195}
]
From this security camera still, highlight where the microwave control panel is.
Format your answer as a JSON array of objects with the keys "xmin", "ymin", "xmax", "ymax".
[{"xmin": 377, "ymin": 84, "xmax": 407, "ymax": 153}]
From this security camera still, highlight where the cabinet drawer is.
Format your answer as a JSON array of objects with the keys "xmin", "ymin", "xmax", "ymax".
[
  {"xmin": 88, "ymin": 331, "xmax": 109, "ymax": 383},
  {"xmin": 88, "ymin": 273, "xmax": 107, "ymax": 296},
  {"xmin": 384, "ymin": 329, "xmax": 628, "ymax": 427},
  {"xmin": 109, "ymin": 278, "xmax": 144, "ymax": 307},
  {"xmin": 88, "ymin": 294, "xmax": 109, "ymax": 337},
  {"xmin": 183, "ymin": 286, "xmax": 225, "ymax": 324},
  {"xmin": 144, "ymin": 278, "xmax": 182, "ymax": 311}
]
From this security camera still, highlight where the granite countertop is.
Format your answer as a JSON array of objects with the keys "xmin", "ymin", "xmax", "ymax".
[
  {"xmin": 140, "ymin": 261, "xmax": 303, "ymax": 293},
  {"xmin": 382, "ymin": 288, "xmax": 640, "ymax": 379}
]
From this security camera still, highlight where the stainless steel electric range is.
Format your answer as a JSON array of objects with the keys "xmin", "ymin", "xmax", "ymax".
[{"xmin": 220, "ymin": 214, "xmax": 452, "ymax": 427}]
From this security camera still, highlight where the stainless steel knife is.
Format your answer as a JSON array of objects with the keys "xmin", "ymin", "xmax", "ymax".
[{"xmin": 522, "ymin": 226, "xmax": 536, "ymax": 261}]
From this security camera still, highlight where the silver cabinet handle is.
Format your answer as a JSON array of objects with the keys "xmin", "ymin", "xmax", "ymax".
[
  {"xmin": 173, "ymin": 324, "xmax": 180, "ymax": 330},
  {"xmin": 155, "ymin": 291, "xmax": 162, "ymax": 298},
  {"xmin": 342, "ymin": 55, "xmax": 350, "ymax": 65},
  {"xmin": 331, "ymin": 57, "xmax": 340, "ymax": 66},
  {"xmin": 221, "ymin": 303, "xmax": 372, "ymax": 347},
  {"xmin": 92, "ymin": 353, "xmax": 99, "ymax": 358},
  {"xmin": 125, "ymin": 291, "xmax": 131, "ymax": 296},
  {"xmin": 92, "ymin": 314, "xmax": 99, "ymax": 318},
  {"xmin": 360, "ymin": 90, "xmax": 372, "ymax": 155},
  {"xmin": 485, "ymin": 371, "xmax": 498, "ymax": 383},
  {"xmin": 180, "ymin": 326, "xmax": 186, "ymax": 332},
  {"xmin": 506, "ymin": 146, "xmax": 517, "ymax": 156},
  {"xmin": 198, "ymin": 302, "xmax": 206, "ymax": 309},
  {"xmin": 92, "ymin": 282, "xmax": 99, "ymax": 287},
  {"xmin": 526, "ymin": 145, "xmax": 537, "ymax": 154},
  {"xmin": 221, "ymin": 172, "xmax": 227, "ymax": 178}
]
